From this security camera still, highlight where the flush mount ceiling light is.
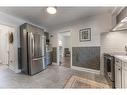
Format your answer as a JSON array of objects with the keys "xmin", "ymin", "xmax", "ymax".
[{"xmin": 47, "ymin": 7, "xmax": 57, "ymax": 14}]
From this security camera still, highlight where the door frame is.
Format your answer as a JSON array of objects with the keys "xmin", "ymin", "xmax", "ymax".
[{"xmin": 57, "ymin": 30, "xmax": 72, "ymax": 67}]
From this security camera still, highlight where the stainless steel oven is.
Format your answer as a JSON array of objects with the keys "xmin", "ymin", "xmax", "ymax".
[{"xmin": 104, "ymin": 53, "xmax": 115, "ymax": 88}]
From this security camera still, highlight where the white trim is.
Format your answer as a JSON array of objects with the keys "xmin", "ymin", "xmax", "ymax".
[
  {"xmin": 15, "ymin": 69, "xmax": 21, "ymax": 73},
  {"xmin": 52, "ymin": 62, "xmax": 59, "ymax": 65},
  {"xmin": 8, "ymin": 65, "xmax": 15, "ymax": 72},
  {"xmin": 71, "ymin": 66, "xmax": 100, "ymax": 74},
  {"xmin": 8, "ymin": 65, "xmax": 21, "ymax": 73}
]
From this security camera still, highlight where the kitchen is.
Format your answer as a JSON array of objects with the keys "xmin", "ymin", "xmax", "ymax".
[
  {"xmin": 101, "ymin": 7, "xmax": 127, "ymax": 88},
  {"xmin": 0, "ymin": 7, "xmax": 127, "ymax": 88}
]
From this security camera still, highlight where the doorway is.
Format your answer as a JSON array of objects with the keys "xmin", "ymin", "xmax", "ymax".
[
  {"xmin": 0, "ymin": 24, "xmax": 13, "ymax": 69},
  {"xmin": 58, "ymin": 31, "xmax": 71, "ymax": 68}
]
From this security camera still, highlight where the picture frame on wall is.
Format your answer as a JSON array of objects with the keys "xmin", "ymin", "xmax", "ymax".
[{"xmin": 79, "ymin": 28, "xmax": 91, "ymax": 42}]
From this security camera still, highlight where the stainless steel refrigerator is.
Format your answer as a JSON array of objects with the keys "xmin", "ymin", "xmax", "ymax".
[{"xmin": 20, "ymin": 23, "xmax": 46, "ymax": 75}]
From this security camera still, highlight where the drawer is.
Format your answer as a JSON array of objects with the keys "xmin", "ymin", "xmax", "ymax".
[{"xmin": 115, "ymin": 58, "xmax": 122, "ymax": 67}]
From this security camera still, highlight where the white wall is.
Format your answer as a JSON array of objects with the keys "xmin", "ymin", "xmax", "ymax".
[
  {"xmin": 49, "ymin": 13, "xmax": 112, "ymax": 72},
  {"xmin": 0, "ymin": 25, "xmax": 8, "ymax": 64},
  {"xmin": 62, "ymin": 36, "xmax": 71, "ymax": 50},
  {"xmin": 0, "ymin": 12, "xmax": 26, "ymax": 72},
  {"xmin": 50, "ymin": 13, "xmax": 112, "ymax": 48},
  {"xmin": 100, "ymin": 30, "xmax": 127, "ymax": 75},
  {"xmin": 101, "ymin": 31, "xmax": 127, "ymax": 53},
  {"xmin": 60, "ymin": 36, "xmax": 71, "ymax": 57},
  {"xmin": 0, "ymin": 25, "xmax": 12, "ymax": 65}
]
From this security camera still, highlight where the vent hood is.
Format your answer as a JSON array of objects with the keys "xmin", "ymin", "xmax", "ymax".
[{"xmin": 112, "ymin": 7, "xmax": 127, "ymax": 31}]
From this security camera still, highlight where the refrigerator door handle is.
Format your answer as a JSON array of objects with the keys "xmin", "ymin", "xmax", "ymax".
[
  {"xmin": 30, "ymin": 33, "xmax": 34, "ymax": 58},
  {"xmin": 32, "ymin": 34, "xmax": 35, "ymax": 57}
]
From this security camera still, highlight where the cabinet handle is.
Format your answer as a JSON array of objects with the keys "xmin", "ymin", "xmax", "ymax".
[{"xmin": 118, "ymin": 68, "xmax": 121, "ymax": 70}]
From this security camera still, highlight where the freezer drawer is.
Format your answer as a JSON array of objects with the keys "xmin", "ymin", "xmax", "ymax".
[{"xmin": 29, "ymin": 58, "xmax": 44, "ymax": 75}]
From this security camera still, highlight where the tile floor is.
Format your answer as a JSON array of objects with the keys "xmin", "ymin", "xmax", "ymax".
[
  {"xmin": 61, "ymin": 56, "xmax": 70, "ymax": 68},
  {"xmin": 0, "ymin": 64, "xmax": 108, "ymax": 88}
]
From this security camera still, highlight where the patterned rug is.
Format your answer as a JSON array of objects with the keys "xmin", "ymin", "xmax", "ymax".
[{"xmin": 65, "ymin": 75, "xmax": 110, "ymax": 88}]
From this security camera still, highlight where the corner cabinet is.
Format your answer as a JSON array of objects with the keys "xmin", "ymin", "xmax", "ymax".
[
  {"xmin": 115, "ymin": 57, "xmax": 127, "ymax": 88},
  {"xmin": 122, "ymin": 61, "xmax": 127, "ymax": 88}
]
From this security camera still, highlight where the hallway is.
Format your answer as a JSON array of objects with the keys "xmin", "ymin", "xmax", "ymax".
[{"xmin": 61, "ymin": 56, "xmax": 71, "ymax": 68}]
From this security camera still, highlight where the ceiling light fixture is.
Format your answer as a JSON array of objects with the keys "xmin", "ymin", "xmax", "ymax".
[{"xmin": 47, "ymin": 7, "xmax": 57, "ymax": 14}]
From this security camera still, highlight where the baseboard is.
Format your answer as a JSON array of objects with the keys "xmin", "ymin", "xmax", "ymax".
[
  {"xmin": 8, "ymin": 65, "xmax": 15, "ymax": 72},
  {"xmin": 71, "ymin": 66, "xmax": 100, "ymax": 74},
  {"xmin": 15, "ymin": 69, "xmax": 21, "ymax": 73},
  {"xmin": 8, "ymin": 65, "xmax": 21, "ymax": 73},
  {"xmin": 52, "ymin": 62, "xmax": 58, "ymax": 65}
]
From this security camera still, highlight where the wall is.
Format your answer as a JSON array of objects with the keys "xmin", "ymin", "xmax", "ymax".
[
  {"xmin": 101, "ymin": 30, "xmax": 127, "ymax": 53},
  {"xmin": 0, "ymin": 12, "xmax": 26, "ymax": 72},
  {"xmin": 0, "ymin": 25, "xmax": 12, "ymax": 65},
  {"xmin": 61, "ymin": 36, "xmax": 71, "ymax": 56},
  {"xmin": 50, "ymin": 13, "xmax": 112, "ymax": 47},
  {"xmin": 62, "ymin": 36, "xmax": 71, "ymax": 50},
  {"xmin": 49, "ymin": 13, "xmax": 112, "ymax": 72},
  {"xmin": 101, "ymin": 30, "xmax": 127, "ymax": 74}
]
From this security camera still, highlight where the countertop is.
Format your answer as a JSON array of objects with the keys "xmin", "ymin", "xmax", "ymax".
[
  {"xmin": 104, "ymin": 52, "xmax": 127, "ymax": 63},
  {"xmin": 114, "ymin": 55, "xmax": 127, "ymax": 63}
]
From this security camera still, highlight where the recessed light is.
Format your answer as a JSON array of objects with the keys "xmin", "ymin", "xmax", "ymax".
[{"xmin": 47, "ymin": 7, "xmax": 57, "ymax": 14}]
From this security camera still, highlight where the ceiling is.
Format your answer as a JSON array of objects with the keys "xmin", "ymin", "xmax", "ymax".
[{"xmin": 0, "ymin": 7, "xmax": 114, "ymax": 30}]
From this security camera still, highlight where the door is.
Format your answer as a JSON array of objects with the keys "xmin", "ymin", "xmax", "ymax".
[
  {"xmin": 0, "ymin": 25, "xmax": 14, "ymax": 66},
  {"xmin": 115, "ymin": 64, "xmax": 122, "ymax": 88},
  {"xmin": 32, "ymin": 33, "xmax": 44, "ymax": 58},
  {"xmin": 122, "ymin": 62, "xmax": 127, "ymax": 88}
]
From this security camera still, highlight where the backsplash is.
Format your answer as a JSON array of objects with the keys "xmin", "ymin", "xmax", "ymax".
[
  {"xmin": 100, "ymin": 30, "xmax": 127, "ymax": 75},
  {"xmin": 101, "ymin": 30, "xmax": 127, "ymax": 53}
]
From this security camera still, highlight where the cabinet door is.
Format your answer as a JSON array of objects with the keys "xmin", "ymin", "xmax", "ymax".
[
  {"xmin": 115, "ymin": 64, "xmax": 122, "ymax": 88},
  {"xmin": 122, "ymin": 62, "xmax": 127, "ymax": 88}
]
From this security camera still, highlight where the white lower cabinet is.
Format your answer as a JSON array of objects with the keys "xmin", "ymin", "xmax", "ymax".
[
  {"xmin": 115, "ymin": 58, "xmax": 122, "ymax": 88},
  {"xmin": 115, "ymin": 65, "xmax": 122, "ymax": 88},
  {"xmin": 122, "ymin": 62, "xmax": 127, "ymax": 88},
  {"xmin": 115, "ymin": 58, "xmax": 127, "ymax": 88}
]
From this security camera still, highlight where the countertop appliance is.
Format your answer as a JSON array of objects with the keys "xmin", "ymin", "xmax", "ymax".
[
  {"xmin": 104, "ymin": 53, "xmax": 115, "ymax": 88},
  {"xmin": 20, "ymin": 23, "xmax": 46, "ymax": 75}
]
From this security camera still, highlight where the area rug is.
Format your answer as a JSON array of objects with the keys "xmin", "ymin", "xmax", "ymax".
[{"xmin": 64, "ymin": 75, "xmax": 110, "ymax": 88}]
